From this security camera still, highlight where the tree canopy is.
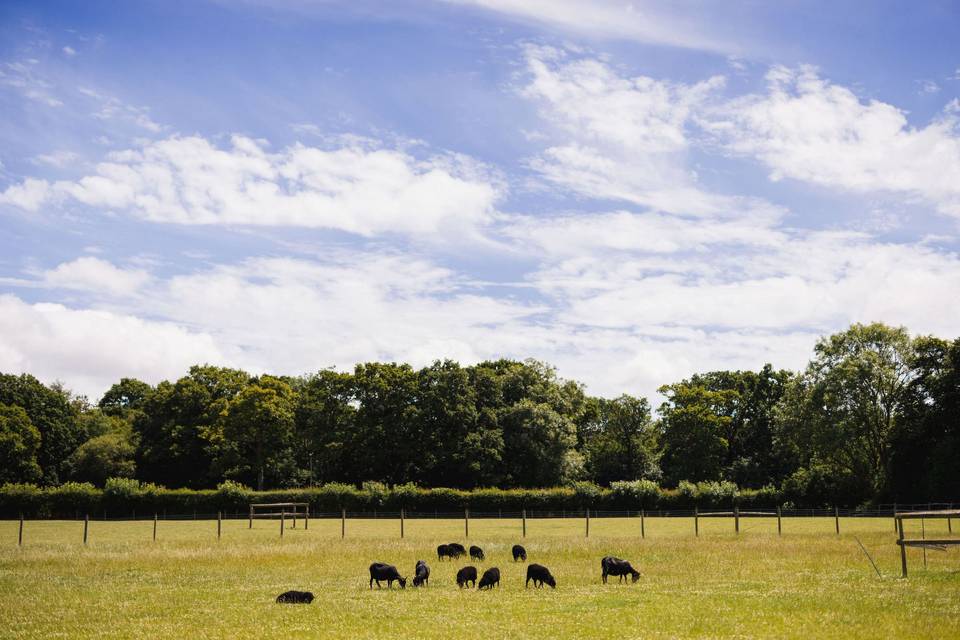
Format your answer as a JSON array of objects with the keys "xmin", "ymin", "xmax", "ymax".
[{"xmin": 1, "ymin": 322, "xmax": 957, "ymax": 506}]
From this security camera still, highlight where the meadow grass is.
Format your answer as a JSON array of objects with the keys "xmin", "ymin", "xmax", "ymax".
[{"xmin": 1, "ymin": 515, "xmax": 958, "ymax": 639}]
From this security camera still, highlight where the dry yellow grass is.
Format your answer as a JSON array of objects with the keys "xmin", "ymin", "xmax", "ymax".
[{"xmin": 1, "ymin": 516, "xmax": 958, "ymax": 639}]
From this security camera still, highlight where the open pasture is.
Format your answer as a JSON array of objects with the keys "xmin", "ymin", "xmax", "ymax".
[{"xmin": 1, "ymin": 516, "xmax": 958, "ymax": 639}]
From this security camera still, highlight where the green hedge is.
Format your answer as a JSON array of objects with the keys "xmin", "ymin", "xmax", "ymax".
[{"xmin": 0, "ymin": 480, "xmax": 794, "ymax": 518}]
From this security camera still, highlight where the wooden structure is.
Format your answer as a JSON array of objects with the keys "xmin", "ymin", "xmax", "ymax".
[
  {"xmin": 248, "ymin": 502, "xmax": 309, "ymax": 531},
  {"xmin": 696, "ymin": 509, "xmax": 779, "ymax": 535},
  {"xmin": 895, "ymin": 509, "xmax": 959, "ymax": 577}
]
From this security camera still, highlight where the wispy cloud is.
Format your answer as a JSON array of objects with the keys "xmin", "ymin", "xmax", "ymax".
[{"xmin": 445, "ymin": 0, "xmax": 740, "ymax": 53}]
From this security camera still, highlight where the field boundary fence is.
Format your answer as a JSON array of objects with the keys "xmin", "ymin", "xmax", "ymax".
[{"xmin": 6, "ymin": 503, "xmax": 956, "ymax": 546}]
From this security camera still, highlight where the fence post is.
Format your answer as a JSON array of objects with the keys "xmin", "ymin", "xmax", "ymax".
[
  {"xmin": 292, "ymin": 507, "xmax": 297, "ymax": 529},
  {"xmin": 921, "ymin": 518, "xmax": 927, "ymax": 568},
  {"xmin": 641, "ymin": 510, "xmax": 645, "ymax": 539},
  {"xmin": 83, "ymin": 514, "xmax": 89, "ymax": 545},
  {"xmin": 777, "ymin": 505, "xmax": 782, "ymax": 536},
  {"xmin": 948, "ymin": 516, "xmax": 952, "ymax": 534},
  {"xmin": 465, "ymin": 508, "xmax": 469, "ymax": 538},
  {"xmin": 280, "ymin": 510, "xmax": 285, "ymax": 538},
  {"xmin": 835, "ymin": 506, "xmax": 840, "ymax": 535},
  {"xmin": 893, "ymin": 502, "xmax": 898, "ymax": 532},
  {"xmin": 249, "ymin": 505, "xmax": 253, "ymax": 529},
  {"xmin": 305, "ymin": 505, "xmax": 309, "ymax": 531},
  {"xmin": 734, "ymin": 505, "xmax": 740, "ymax": 534},
  {"xmin": 400, "ymin": 508, "xmax": 405, "ymax": 539},
  {"xmin": 522, "ymin": 509, "xmax": 526, "ymax": 538},
  {"xmin": 341, "ymin": 508, "xmax": 346, "ymax": 539},
  {"xmin": 585, "ymin": 508, "xmax": 590, "ymax": 538},
  {"xmin": 694, "ymin": 506, "xmax": 699, "ymax": 537},
  {"xmin": 897, "ymin": 516, "xmax": 907, "ymax": 577},
  {"xmin": 18, "ymin": 514, "xmax": 23, "ymax": 546},
  {"xmin": 153, "ymin": 514, "xmax": 158, "ymax": 541},
  {"xmin": 217, "ymin": 512, "xmax": 222, "ymax": 540}
]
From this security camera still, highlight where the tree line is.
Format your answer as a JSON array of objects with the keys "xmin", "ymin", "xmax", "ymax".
[{"xmin": 1, "ymin": 322, "xmax": 957, "ymax": 506}]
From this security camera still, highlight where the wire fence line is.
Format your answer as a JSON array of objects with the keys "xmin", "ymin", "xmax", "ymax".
[{"xmin": 4, "ymin": 502, "xmax": 956, "ymax": 523}]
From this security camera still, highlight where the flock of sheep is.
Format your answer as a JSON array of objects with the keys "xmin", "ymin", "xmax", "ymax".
[{"xmin": 275, "ymin": 543, "xmax": 641, "ymax": 603}]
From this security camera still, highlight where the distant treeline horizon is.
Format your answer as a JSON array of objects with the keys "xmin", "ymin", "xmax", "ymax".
[{"xmin": 1, "ymin": 322, "xmax": 958, "ymax": 506}]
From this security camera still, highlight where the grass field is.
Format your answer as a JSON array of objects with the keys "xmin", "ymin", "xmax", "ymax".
[{"xmin": 1, "ymin": 515, "xmax": 958, "ymax": 639}]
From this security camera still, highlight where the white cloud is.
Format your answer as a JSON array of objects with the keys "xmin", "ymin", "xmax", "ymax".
[
  {"xmin": 712, "ymin": 66, "xmax": 960, "ymax": 216},
  {"xmin": 505, "ymin": 209, "xmax": 784, "ymax": 256},
  {"xmin": 520, "ymin": 47, "xmax": 782, "ymax": 220},
  {"xmin": 62, "ymin": 46, "xmax": 77, "ymax": 57},
  {"xmin": 6, "ymin": 222, "xmax": 960, "ymax": 403},
  {"xmin": 0, "ymin": 294, "xmax": 224, "ymax": 399},
  {"xmin": 523, "ymin": 217, "xmax": 960, "ymax": 337},
  {"xmin": 42, "ymin": 257, "xmax": 150, "ymax": 297},
  {"xmin": 1, "ymin": 134, "xmax": 504, "ymax": 237},
  {"xmin": 446, "ymin": 0, "xmax": 738, "ymax": 53},
  {"xmin": 0, "ymin": 178, "xmax": 52, "ymax": 211},
  {"xmin": 32, "ymin": 150, "xmax": 81, "ymax": 168}
]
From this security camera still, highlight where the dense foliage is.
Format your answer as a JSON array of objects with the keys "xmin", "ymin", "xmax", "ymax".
[{"xmin": 1, "ymin": 322, "xmax": 957, "ymax": 506}]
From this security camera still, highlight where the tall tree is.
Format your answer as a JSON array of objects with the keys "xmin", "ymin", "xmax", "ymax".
[
  {"xmin": 134, "ymin": 365, "xmax": 249, "ymax": 488},
  {"xmin": 351, "ymin": 362, "xmax": 419, "ymax": 483},
  {"xmin": 0, "ymin": 403, "xmax": 42, "ymax": 483},
  {"xmin": 657, "ymin": 383, "xmax": 735, "ymax": 485},
  {"xmin": 292, "ymin": 369, "xmax": 356, "ymax": 485},
  {"xmin": 802, "ymin": 322, "xmax": 917, "ymax": 494},
  {"xmin": 889, "ymin": 337, "xmax": 960, "ymax": 501},
  {"xmin": 219, "ymin": 375, "xmax": 296, "ymax": 490},
  {"xmin": 583, "ymin": 394, "xmax": 659, "ymax": 485},
  {"xmin": 0, "ymin": 373, "xmax": 83, "ymax": 484}
]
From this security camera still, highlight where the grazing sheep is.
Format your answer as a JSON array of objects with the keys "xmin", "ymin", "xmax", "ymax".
[
  {"xmin": 275, "ymin": 590, "xmax": 314, "ymax": 604},
  {"xmin": 437, "ymin": 544, "xmax": 454, "ymax": 561},
  {"xmin": 369, "ymin": 562, "xmax": 407, "ymax": 589},
  {"xmin": 477, "ymin": 567, "xmax": 500, "ymax": 590},
  {"xmin": 511, "ymin": 544, "xmax": 527, "ymax": 562},
  {"xmin": 469, "ymin": 545, "xmax": 485, "ymax": 561},
  {"xmin": 456, "ymin": 565, "xmax": 478, "ymax": 588},
  {"xmin": 601, "ymin": 556, "xmax": 640, "ymax": 584},
  {"xmin": 413, "ymin": 560, "xmax": 430, "ymax": 587},
  {"xmin": 525, "ymin": 563, "xmax": 556, "ymax": 589},
  {"xmin": 447, "ymin": 542, "xmax": 466, "ymax": 559}
]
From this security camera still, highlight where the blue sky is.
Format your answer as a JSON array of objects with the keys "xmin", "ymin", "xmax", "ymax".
[{"xmin": 1, "ymin": 0, "xmax": 959, "ymax": 402}]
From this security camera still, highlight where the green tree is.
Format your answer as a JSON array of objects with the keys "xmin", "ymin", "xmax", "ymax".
[
  {"xmin": 219, "ymin": 375, "xmax": 296, "ymax": 490},
  {"xmin": 889, "ymin": 337, "xmax": 960, "ymax": 501},
  {"xmin": 134, "ymin": 365, "xmax": 250, "ymax": 488},
  {"xmin": 98, "ymin": 378, "xmax": 153, "ymax": 421},
  {"xmin": 65, "ymin": 433, "xmax": 136, "ymax": 486},
  {"xmin": 657, "ymin": 383, "xmax": 735, "ymax": 485},
  {"xmin": 802, "ymin": 322, "xmax": 917, "ymax": 494},
  {"xmin": 351, "ymin": 362, "xmax": 419, "ymax": 483},
  {"xmin": 0, "ymin": 403, "xmax": 42, "ymax": 483},
  {"xmin": 292, "ymin": 369, "xmax": 356, "ymax": 485},
  {"xmin": 0, "ymin": 373, "xmax": 83, "ymax": 484},
  {"xmin": 583, "ymin": 394, "xmax": 659, "ymax": 485}
]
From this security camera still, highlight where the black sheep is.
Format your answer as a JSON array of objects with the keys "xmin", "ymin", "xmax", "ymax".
[
  {"xmin": 469, "ymin": 545, "xmax": 485, "ymax": 561},
  {"xmin": 437, "ymin": 544, "xmax": 453, "ymax": 561},
  {"xmin": 511, "ymin": 544, "xmax": 527, "ymax": 562},
  {"xmin": 456, "ymin": 565, "xmax": 477, "ymax": 588},
  {"xmin": 477, "ymin": 567, "xmax": 500, "ymax": 590},
  {"xmin": 525, "ymin": 563, "xmax": 556, "ymax": 589},
  {"xmin": 447, "ymin": 542, "xmax": 466, "ymax": 559},
  {"xmin": 275, "ymin": 590, "xmax": 314, "ymax": 604},
  {"xmin": 413, "ymin": 560, "xmax": 430, "ymax": 587},
  {"xmin": 369, "ymin": 562, "xmax": 407, "ymax": 589},
  {"xmin": 601, "ymin": 556, "xmax": 640, "ymax": 584}
]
